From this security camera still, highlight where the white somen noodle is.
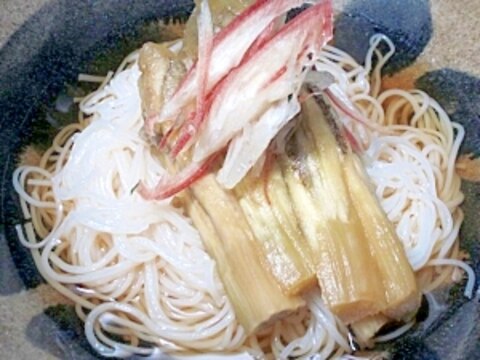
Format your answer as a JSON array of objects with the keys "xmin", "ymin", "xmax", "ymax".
[{"xmin": 13, "ymin": 34, "xmax": 475, "ymax": 359}]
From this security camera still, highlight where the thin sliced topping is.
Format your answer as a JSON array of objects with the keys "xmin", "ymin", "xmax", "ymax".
[
  {"xmin": 140, "ymin": 0, "xmax": 333, "ymax": 199},
  {"xmin": 155, "ymin": 0, "xmax": 312, "ymax": 126},
  {"xmin": 217, "ymin": 97, "xmax": 301, "ymax": 189},
  {"xmin": 194, "ymin": 1, "xmax": 332, "ymax": 187},
  {"xmin": 170, "ymin": 0, "xmax": 214, "ymax": 156}
]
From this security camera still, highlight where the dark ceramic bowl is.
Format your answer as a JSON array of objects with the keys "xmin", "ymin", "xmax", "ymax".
[{"xmin": 1, "ymin": 0, "xmax": 479, "ymax": 359}]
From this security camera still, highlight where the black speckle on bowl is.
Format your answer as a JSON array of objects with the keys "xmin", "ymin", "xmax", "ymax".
[
  {"xmin": 333, "ymin": 0, "xmax": 432, "ymax": 75},
  {"xmin": 390, "ymin": 337, "xmax": 440, "ymax": 360},
  {"xmin": 27, "ymin": 305, "xmax": 97, "ymax": 359},
  {"xmin": 416, "ymin": 69, "xmax": 480, "ymax": 156}
]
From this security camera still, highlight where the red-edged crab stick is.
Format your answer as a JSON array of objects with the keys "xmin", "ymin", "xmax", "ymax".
[
  {"xmin": 148, "ymin": 0, "xmax": 311, "ymax": 134},
  {"xmin": 141, "ymin": 0, "xmax": 333, "ymax": 200}
]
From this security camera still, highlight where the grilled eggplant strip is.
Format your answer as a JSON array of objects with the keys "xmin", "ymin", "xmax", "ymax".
[{"xmin": 185, "ymin": 173, "xmax": 305, "ymax": 335}]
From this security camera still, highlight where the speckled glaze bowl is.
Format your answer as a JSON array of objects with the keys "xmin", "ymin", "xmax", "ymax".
[{"xmin": 1, "ymin": 1, "xmax": 479, "ymax": 359}]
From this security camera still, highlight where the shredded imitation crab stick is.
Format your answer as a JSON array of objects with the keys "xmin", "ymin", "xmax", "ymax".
[
  {"xmin": 169, "ymin": 0, "xmax": 215, "ymax": 157},
  {"xmin": 151, "ymin": 0, "xmax": 311, "ymax": 132},
  {"xmin": 198, "ymin": 3, "xmax": 332, "ymax": 187},
  {"xmin": 141, "ymin": 1, "xmax": 333, "ymax": 200},
  {"xmin": 169, "ymin": 15, "xmax": 284, "ymax": 157},
  {"xmin": 167, "ymin": 0, "xmax": 330, "ymax": 156}
]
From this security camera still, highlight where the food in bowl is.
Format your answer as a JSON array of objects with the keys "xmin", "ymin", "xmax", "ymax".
[{"xmin": 12, "ymin": 0, "xmax": 477, "ymax": 358}]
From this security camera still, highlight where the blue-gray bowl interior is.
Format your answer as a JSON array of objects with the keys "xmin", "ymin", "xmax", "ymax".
[{"xmin": 1, "ymin": 0, "xmax": 479, "ymax": 359}]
